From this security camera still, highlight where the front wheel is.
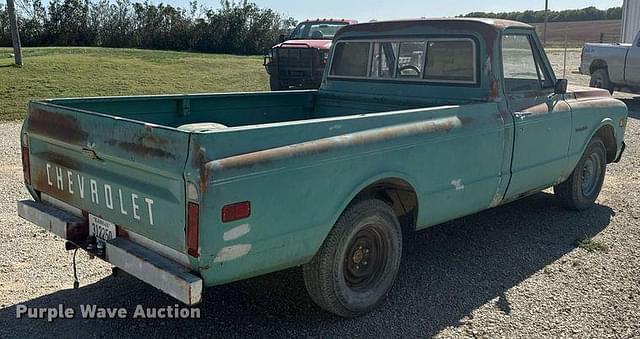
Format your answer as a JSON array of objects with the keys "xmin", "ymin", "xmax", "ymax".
[
  {"xmin": 554, "ymin": 137, "xmax": 607, "ymax": 210},
  {"xmin": 302, "ymin": 199, "xmax": 402, "ymax": 318}
]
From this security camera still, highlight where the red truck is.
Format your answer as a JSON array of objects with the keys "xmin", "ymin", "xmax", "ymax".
[{"xmin": 264, "ymin": 19, "xmax": 357, "ymax": 90}]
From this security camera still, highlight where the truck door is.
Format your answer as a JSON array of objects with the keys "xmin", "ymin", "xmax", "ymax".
[
  {"xmin": 502, "ymin": 32, "xmax": 572, "ymax": 199},
  {"xmin": 624, "ymin": 33, "xmax": 640, "ymax": 85}
]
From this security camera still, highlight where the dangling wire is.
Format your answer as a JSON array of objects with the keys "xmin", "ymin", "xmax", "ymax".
[{"xmin": 72, "ymin": 248, "xmax": 79, "ymax": 289}]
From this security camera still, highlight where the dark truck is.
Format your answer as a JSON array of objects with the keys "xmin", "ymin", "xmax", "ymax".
[
  {"xmin": 264, "ymin": 19, "xmax": 356, "ymax": 90},
  {"xmin": 18, "ymin": 18, "xmax": 627, "ymax": 318}
]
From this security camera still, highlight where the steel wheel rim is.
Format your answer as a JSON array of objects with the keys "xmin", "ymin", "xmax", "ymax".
[
  {"xmin": 343, "ymin": 225, "xmax": 388, "ymax": 291},
  {"xmin": 581, "ymin": 152, "xmax": 602, "ymax": 197}
]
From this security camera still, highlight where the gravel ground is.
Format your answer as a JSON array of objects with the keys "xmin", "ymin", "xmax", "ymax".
[{"xmin": 0, "ymin": 50, "xmax": 639, "ymax": 338}]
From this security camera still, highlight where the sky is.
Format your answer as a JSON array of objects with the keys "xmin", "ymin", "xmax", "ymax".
[{"xmin": 169, "ymin": 0, "xmax": 624, "ymax": 22}]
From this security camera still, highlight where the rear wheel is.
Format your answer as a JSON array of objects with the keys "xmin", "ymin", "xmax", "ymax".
[
  {"xmin": 302, "ymin": 199, "xmax": 402, "ymax": 318},
  {"xmin": 554, "ymin": 137, "xmax": 607, "ymax": 210},
  {"xmin": 590, "ymin": 68, "xmax": 614, "ymax": 94}
]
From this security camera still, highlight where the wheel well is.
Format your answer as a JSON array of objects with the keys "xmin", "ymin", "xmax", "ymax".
[
  {"xmin": 595, "ymin": 125, "xmax": 617, "ymax": 163},
  {"xmin": 349, "ymin": 178, "xmax": 418, "ymax": 232},
  {"xmin": 590, "ymin": 60, "xmax": 608, "ymax": 74}
]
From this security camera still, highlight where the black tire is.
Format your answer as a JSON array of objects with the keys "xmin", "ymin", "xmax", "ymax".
[
  {"xmin": 590, "ymin": 68, "xmax": 614, "ymax": 94},
  {"xmin": 302, "ymin": 199, "xmax": 402, "ymax": 318},
  {"xmin": 554, "ymin": 137, "xmax": 607, "ymax": 210},
  {"xmin": 269, "ymin": 74, "xmax": 281, "ymax": 91}
]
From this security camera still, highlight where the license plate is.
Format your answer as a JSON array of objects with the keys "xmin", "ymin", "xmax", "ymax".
[{"xmin": 89, "ymin": 214, "xmax": 116, "ymax": 241}]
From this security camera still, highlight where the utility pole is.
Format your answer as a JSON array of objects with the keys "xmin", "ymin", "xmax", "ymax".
[
  {"xmin": 543, "ymin": 0, "xmax": 549, "ymax": 46},
  {"xmin": 7, "ymin": 0, "xmax": 23, "ymax": 67}
]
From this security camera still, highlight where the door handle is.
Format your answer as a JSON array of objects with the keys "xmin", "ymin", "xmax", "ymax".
[{"xmin": 513, "ymin": 112, "xmax": 533, "ymax": 119}]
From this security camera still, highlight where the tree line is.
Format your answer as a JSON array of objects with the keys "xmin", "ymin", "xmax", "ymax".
[
  {"xmin": 461, "ymin": 6, "xmax": 623, "ymax": 24},
  {"xmin": 0, "ymin": 0, "xmax": 296, "ymax": 54},
  {"xmin": 1, "ymin": 2, "xmax": 623, "ymax": 54}
]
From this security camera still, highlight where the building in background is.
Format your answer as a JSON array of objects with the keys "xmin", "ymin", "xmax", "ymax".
[{"xmin": 621, "ymin": 0, "xmax": 640, "ymax": 43}]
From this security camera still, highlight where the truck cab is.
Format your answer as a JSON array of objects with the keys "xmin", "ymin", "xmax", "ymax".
[{"xmin": 264, "ymin": 19, "xmax": 356, "ymax": 90}]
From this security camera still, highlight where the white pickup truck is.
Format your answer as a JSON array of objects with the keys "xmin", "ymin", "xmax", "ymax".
[{"xmin": 580, "ymin": 31, "xmax": 640, "ymax": 93}]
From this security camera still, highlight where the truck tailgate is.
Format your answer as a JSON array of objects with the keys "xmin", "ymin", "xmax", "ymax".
[{"xmin": 24, "ymin": 102, "xmax": 190, "ymax": 252}]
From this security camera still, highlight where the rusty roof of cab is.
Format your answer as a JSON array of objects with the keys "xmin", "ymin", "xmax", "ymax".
[{"xmin": 335, "ymin": 17, "xmax": 533, "ymax": 38}]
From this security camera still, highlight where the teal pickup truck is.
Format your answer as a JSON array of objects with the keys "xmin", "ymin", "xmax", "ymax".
[{"xmin": 17, "ymin": 18, "xmax": 627, "ymax": 318}]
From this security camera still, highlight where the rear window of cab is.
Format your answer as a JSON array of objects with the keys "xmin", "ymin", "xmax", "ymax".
[{"xmin": 329, "ymin": 38, "xmax": 478, "ymax": 84}]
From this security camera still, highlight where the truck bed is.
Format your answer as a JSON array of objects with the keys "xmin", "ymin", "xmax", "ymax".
[{"xmin": 43, "ymin": 90, "xmax": 473, "ymax": 129}]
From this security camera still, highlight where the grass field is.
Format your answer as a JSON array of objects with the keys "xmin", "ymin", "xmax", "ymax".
[
  {"xmin": 0, "ymin": 38, "xmax": 618, "ymax": 121},
  {"xmin": 0, "ymin": 47, "xmax": 269, "ymax": 121}
]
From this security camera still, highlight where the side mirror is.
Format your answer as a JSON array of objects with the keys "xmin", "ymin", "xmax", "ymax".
[
  {"xmin": 278, "ymin": 34, "xmax": 286, "ymax": 43},
  {"xmin": 555, "ymin": 79, "xmax": 568, "ymax": 94}
]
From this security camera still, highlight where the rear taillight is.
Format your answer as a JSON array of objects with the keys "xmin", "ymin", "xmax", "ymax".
[
  {"xmin": 21, "ymin": 134, "xmax": 30, "ymax": 184},
  {"xmin": 221, "ymin": 201, "xmax": 251, "ymax": 223},
  {"xmin": 186, "ymin": 202, "xmax": 199, "ymax": 257}
]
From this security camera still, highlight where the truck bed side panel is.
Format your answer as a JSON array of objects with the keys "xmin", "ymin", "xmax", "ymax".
[{"xmin": 189, "ymin": 102, "xmax": 506, "ymax": 286}]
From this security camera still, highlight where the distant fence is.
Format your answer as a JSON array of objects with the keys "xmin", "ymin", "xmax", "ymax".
[
  {"xmin": 598, "ymin": 32, "xmax": 621, "ymax": 43},
  {"xmin": 533, "ymin": 20, "xmax": 622, "ymax": 46}
]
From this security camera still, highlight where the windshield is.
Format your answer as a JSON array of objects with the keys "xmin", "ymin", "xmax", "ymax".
[{"xmin": 289, "ymin": 22, "xmax": 349, "ymax": 40}]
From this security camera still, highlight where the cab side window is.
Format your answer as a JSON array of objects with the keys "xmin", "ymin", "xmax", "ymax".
[
  {"xmin": 424, "ymin": 40, "xmax": 476, "ymax": 82},
  {"xmin": 396, "ymin": 42, "xmax": 426, "ymax": 78},
  {"xmin": 502, "ymin": 34, "xmax": 546, "ymax": 92},
  {"xmin": 370, "ymin": 42, "xmax": 399, "ymax": 78},
  {"xmin": 330, "ymin": 42, "xmax": 371, "ymax": 77}
]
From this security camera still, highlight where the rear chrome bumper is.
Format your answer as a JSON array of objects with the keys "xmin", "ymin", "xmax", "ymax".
[{"xmin": 17, "ymin": 199, "xmax": 202, "ymax": 305}]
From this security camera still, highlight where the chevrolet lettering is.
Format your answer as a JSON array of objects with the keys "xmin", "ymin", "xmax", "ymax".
[{"xmin": 44, "ymin": 162, "xmax": 155, "ymax": 226}]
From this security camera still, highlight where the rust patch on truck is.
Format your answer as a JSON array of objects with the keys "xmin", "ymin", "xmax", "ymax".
[
  {"xmin": 567, "ymin": 85, "xmax": 611, "ymax": 100},
  {"xmin": 489, "ymin": 79, "xmax": 499, "ymax": 100},
  {"xmin": 31, "ymin": 152, "xmax": 81, "ymax": 202},
  {"xmin": 43, "ymin": 152, "xmax": 80, "ymax": 170},
  {"xmin": 27, "ymin": 108, "xmax": 89, "ymax": 145},
  {"xmin": 567, "ymin": 98, "xmax": 621, "ymax": 109},
  {"xmin": 105, "ymin": 124, "xmax": 174, "ymax": 159},
  {"xmin": 191, "ymin": 144, "xmax": 210, "ymax": 194},
  {"xmin": 33, "ymin": 166, "xmax": 74, "ymax": 202},
  {"xmin": 106, "ymin": 139, "xmax": 176, "ymax": 159},
  {"xmin": 208, "ymin": 117, "xmax": 462, "ymax": 172},
  {"xmin": 141, "ymin": 124, "xmax": 170, "ymax": 146}
]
